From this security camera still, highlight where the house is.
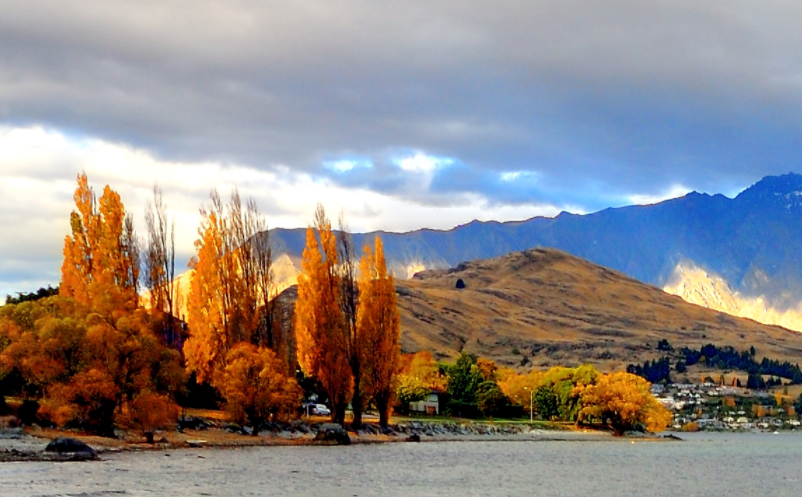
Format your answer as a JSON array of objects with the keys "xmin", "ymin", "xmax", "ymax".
[{"xmin": 410, "ymin": 391, "xmax": 441, "ymax": 415}]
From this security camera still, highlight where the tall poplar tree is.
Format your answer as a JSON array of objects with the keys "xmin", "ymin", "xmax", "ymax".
[
  {"xmin": 184, "ymin": 189, "xmax": 284, "ymax": 381},
  {"xmin": 336, "ymin": 214, "xmax": 364, "ymax": 428},
  {"xmin": 357, "ymin": 237, "xmax": 401, "ymax": 428},
  {"xmin": 144, "ymin": 185, "xmax": 179, "ymax": 349},
  {"xmin": 294, "ymin": 205, "xmax": 353, "ymax": 425},
  {"xmin": 60, "ymin": 173, "xmax": 139, "ymax": 318}
]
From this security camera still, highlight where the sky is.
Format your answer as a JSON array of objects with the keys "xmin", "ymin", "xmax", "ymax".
[{"xmin": 3, "ymin": 1, "xmax": 802, "ymax": 299}]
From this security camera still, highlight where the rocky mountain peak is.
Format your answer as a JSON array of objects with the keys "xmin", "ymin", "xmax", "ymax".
[{"xmin": 736, "ymin": 172, "xmax": 802, "ymax": 205}]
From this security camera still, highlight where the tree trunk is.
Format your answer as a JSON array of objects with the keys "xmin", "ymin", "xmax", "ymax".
[
  {"xmin": 378, "ymin": 406, "xmax": 389, "ymax": 429},
  {"xmin": 333, "ymin": 401, "xmax": 348, "ymax": 426},
  {"xmin": 351, "ymin": 385, "xmax": 363, "ymax": 430},
  {"xmin": 376, "ymin": 394, "xmax": 390, "ymax": 428}
]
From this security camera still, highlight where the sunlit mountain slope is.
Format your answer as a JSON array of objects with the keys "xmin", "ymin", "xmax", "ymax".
[{"xmin": 393, "ymin": 248, "xmax": 802, "ymax": 370}]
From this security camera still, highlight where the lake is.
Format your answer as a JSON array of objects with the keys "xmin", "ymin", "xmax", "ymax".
[{"xmin": 1, "ymin": 432, "xmax": 801, "ymax": 496}]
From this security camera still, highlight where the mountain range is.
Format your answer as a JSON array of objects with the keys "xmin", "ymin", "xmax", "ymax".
[{"xmin": 263, "ymin": 173, "xmax": 802, "ymax": 331}]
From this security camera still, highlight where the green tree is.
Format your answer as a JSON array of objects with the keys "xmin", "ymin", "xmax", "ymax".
[
  {"xmin": 446, "ymin": 352, "xmax": 482, "ymax": 416},
  {"xmin": 534, "ymin": 385, "xmax": 560, "ymax": 420},
  {"xmin": 477, "ymin": 381, "xmax": 508, "ymax": 417}
]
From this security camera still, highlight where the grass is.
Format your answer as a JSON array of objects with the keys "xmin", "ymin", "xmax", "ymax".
[{"xmin": 396, "ymin": 248, "xmax": 802, "ymax": 370}]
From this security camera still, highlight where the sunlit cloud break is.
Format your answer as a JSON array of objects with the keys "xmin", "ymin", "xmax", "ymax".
[
  {"xmin": 0, "ymin": 126, "xmax": 576, "ymax": 299},
  {"xmin": 395, "ymin": 153, "xmax": 454, "ymax": 173}
]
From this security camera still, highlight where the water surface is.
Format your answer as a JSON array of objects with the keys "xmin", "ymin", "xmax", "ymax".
[{"xmin": 2, "ymin": 432, "xmax": 801, "ymax": 497}]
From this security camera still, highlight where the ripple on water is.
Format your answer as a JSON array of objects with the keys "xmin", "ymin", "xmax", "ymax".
[{"xmin": 2, "ymin": 433, "xmax": 802, "ymax": 497}]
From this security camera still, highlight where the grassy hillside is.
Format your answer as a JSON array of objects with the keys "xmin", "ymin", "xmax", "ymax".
[{"xmin": 395, "ymin": 248, "xmax": 802, "ymax": 371}]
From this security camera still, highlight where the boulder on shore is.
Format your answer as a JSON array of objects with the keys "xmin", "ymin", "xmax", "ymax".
[
  {"xmin": 314, "ymin": 423, "xmax": 351, "ymax": 445},
  {"xmin": 45, "ymin": 437, "xmax": 98, "ymax": 460}
]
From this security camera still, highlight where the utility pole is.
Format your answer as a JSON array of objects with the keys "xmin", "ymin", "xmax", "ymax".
[{"xmin": 524, "ymin": 387, "xmax": 534, "ymax": 423}]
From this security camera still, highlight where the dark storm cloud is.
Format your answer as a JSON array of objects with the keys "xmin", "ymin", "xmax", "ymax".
[{"xmin": 3, "ymin": 0, "xmax": 802, "ymax": 206}]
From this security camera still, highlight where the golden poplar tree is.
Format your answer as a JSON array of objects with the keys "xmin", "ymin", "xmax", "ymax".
[
  {"xmin": 294, "ymin": 205, "xmax": 353, "ymax": 424},
  {"xmin": 357, "ymin": 237, "xmax": 401, "ymax": 427},
  {"xmin": 60, "ymin": 174, "xmax": 139, "ymax": 317},
  {"xmin": 144, "ymin": 184, "xmax": 180, "ymax": 348},
  {"xmin": 184, "ymin": 189, "xmax": 278, "ymax": 382},
  {"xmin": 184, "ymin": 212, "xmax": 229, "ymax": 383},
  {"xmin": 183, "ymin": 188, "xmax": 298, "ymax": 434},
  {"xmin": 60, "ymin": 173, "xmax": 99, "ymax": 305}
]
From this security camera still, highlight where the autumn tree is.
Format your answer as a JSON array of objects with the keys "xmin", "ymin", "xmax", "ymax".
[
  {"xmin": 60, "ymin": 173, "xmax": 98, "ymax": 305},
  {"xmin": 537, "ymin": 365, "xmax": 598, "ymax": 421},
  {"xmin": 576, "ymin": 371, "xmax": 672, "ymax": 435},
  {"xmin": 60, "ymin": 173, "xmax": 139, "ymax": 318},
  {"xmin": 336, "ymin": 215, "xmax": 365, "ymax": 428},
  {"xmin": 356, "ymin": 237, "xmax": 401, "ymax": 428},
  {"xmin": 476, "ymin": 358, "xmax": 498, "ymax": 382},
  {"xmin": 184, "ymin": 189, "xmax": 281, "ymax": 382},
  {"xmin": 294, "ymin": 205, "xmax": 353, "ymax": 424},
  {"xmin": 395, "ymin": 352, "xmax": 447, "ymax": 415},
  {"xmin": 0, "ymin": 176, "xmax": 186, "ymax": 436},
  {"xmin": 144, "ymin": 184, "xmax": 180, "ymax": 349},
  {"xmin": 129, "ymin": 391, "xmax": 180, "ymax": 443},
  {"xmin": 184, "ymin": 210, "xmax": 233, "ymax": 382},
  {"xmin": 46, "ymin": 368, "xmax": 119, "ymax": 436},
  {"xmin": 497, "ymin": 368, "xmax": 543, "ymax": 418},
  {"xmin": 215, "ymin": 343, "xmax": 302, "ymax": 435},
  {"xmin": 404, "ymin": 352, "xmax": 447, "ymax": 391},
  {"xmin": 182, "ymin": 189, "xmax": 299, "ymax": 429},
  {"xmin": 1, "ymin": 296, "xmax": 184, "ymax": 436}
]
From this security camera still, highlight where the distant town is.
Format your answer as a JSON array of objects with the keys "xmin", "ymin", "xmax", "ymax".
[{"xmin": 652, "ymin": 382, "xmax": 801, "ymax": 431}]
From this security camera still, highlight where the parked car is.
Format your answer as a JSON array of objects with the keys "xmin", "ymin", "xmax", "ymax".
[{"xmin": 314, "ymin": 404, "xmax": 331, "ymax": 416}]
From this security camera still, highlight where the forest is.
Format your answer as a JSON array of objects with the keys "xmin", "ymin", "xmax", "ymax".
[
  {"xmin": 0, "ymin": 173, "xmax": 671, "ymax": 438},
  {"xmin": 627, "ymin": 340, "xmax": 802, "ymax": 386}
]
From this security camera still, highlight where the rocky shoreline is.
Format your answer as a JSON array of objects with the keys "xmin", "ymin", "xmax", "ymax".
[{"xmin": 0, "ymin": 419, "xmax": 645, "ymax": 462}]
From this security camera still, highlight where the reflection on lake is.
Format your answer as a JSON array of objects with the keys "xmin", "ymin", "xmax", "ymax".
[{"xmin": 2, "ymin": 432, "xmax": 801, "ymax": 497}]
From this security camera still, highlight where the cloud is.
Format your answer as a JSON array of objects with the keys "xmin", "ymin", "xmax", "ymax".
[
  {"xmin": 0, "ymin": 126, "xmax": 567, "ymax": 299},
  {"xmin": 3, "ymin": 1, "xmax": 802, "ymax": 296},
  {"xmin": 2, "ymin": 1, "xmax": 801, "ymax": 198}
]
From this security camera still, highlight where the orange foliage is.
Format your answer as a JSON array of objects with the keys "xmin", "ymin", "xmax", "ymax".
[
  {"xmin": 129, "ymin": 391, "xmax": 179, "ymax": 442},
  {"xmin": 294, "ymin": 205, "xmax": 353, "ymax": 424},
  {"xmin": 59, "ymin": 174, "xmax": 138, "ymax": 317},
  {"xmin": 357, "ymin": 237, "xmax": 401, "ymax": 427},
  {"xmin": 184, "ymin": 190, "xmax": 279, "ymax": 382},
  {"xmin": 0, "ymin": 176, "xmax": 184, "ymax": 437},
  {"xmin": 47, "ymin": 368, "xmax": 120, "ymax": 436},
  {"xmin": 497, "ymin": 369, "xmax": 544, "ymax": 415},
  {"xmin": 214, "ymin": 343, "xmax": 301, "ymax": 434},
  {"xmin": 576, "ymin": 372, "xmax": 672, "ymax": 435},
  {"xmin": 0, "ymin": 297, "xmax": 183, "ymax": 436},
  {"xmin": 184, "ymin": 212, "xmax": 232, "ymax": 383},
  {"xmin": 402, "ymin": 351, "xmax": 447, "ymax": 391},
  {"xmin": 476, "ymin": 358, "xmax": 498, "ymax": 381}
]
